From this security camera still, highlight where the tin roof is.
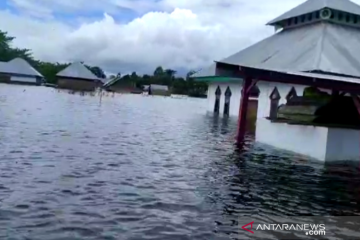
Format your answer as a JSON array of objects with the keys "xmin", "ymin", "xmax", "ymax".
[
  {"xmin": 218, "ymin": 22, "xmax": 360, "ymax": 78},
  {"xmin": 0, "ymin": 58, "xmax": 43, "ymax": 77},
  {"xmin": 268, "ymin": 0, "xmax": 360, "ymax": 25},
  {"xmin": 193, "ymin": 0, "xmax": 360, "ymax": 79},
  {"xmin": 56, "ymin": 62, "xmax": 99, "ymax": 81},
  {"xmin": 103, "ymin": 76, "xmax": 121, "ymax": 87},
  {"xmin": 267, "ymin": 67, "xmax": 360, "ymax": 85}
]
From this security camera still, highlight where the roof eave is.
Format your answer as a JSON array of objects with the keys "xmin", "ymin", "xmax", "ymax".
[
  {"xmin": 56, "ymin": 75, "xmax": 99, "ymax": 81},
  {"xmin": 0, "ymin": 71, "xmax": 42, "ymax": 78}
]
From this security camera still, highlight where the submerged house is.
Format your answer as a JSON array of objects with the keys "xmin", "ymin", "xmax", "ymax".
[
  {"xmin": 193, "ymin": 0, "xmax": 360, "ymax": 161},
  {"xmin": 103, "ymin": 76, "xmax": 140, "ymax": 93},
  {"xmin": 148, "ymin": 84, "xmax": 171, "ymax": 96},
  {"xmin": 0, "ymin": 58, "xmax": 43, "ymax": 85},
  {"xmin": 56, "ymin": 62, "xmax": 101, "ymax": 91}
]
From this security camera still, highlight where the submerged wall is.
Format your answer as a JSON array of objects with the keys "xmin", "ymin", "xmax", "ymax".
[
  {"xmin": 256, "ymin": 119, "xmax": 328, "ymax": 160},
  {"xmin": 256, "ymin": 119, "xmax": 360, "ymax": 161},
  {"xmin": 57, "ymin": 78, "xmax": 97, "ymax": 91},
  {"xmin": 10, "ymin": 76, "xmax": 38, "ymax": 85}
]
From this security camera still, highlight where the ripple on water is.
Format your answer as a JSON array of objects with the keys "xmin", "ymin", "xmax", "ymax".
[{"xmin": 0, "ymin": 86, "xmax": 360, "ymax": 239}]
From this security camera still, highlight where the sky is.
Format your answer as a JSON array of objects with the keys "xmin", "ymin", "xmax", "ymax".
[{"xmin": 0, "ymin": 0, "xmax": 358, "ymax": 76}]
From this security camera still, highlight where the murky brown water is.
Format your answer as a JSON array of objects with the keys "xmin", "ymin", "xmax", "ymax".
[{"xmin": 0, "ymin": 85, "xmax": 360, "ymax": 240}]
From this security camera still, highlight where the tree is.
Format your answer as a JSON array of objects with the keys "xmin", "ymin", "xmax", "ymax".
[
  {"xmin": 165, "ymin": 69, "xmax": 176, "ymax": 79},
  {"xmin": 186, "ymin": 70, "xmax": 196, "ymax": 80},
  {"xmin": 153, "ymin": 66, "xmax": 164, "ymax": 76},
  {"xmin": 86, "ymin": 65, "xmax": 106, "ymax": 79},
  {"xmin": 0, "ymin": 30, "xmax": 14, "ymax": 51},
  {"xmin": 131, "ymin": 72, "xmax": 138, "ymax": 79},
  {"xmin": 36, "ymin": 62, "xmax": 69, "ymax": 84}
]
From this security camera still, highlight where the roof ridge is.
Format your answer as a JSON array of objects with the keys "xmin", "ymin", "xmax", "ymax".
[
  {"xmin": 313, "ymin": 23, "xmax": 327, "ymax": 70},
  {"xmin": 267, "ymin": 0, "xmax": 360, "ymax": 26}
]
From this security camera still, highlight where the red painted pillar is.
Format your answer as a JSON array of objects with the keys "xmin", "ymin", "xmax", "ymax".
[{"xmin": 237, "ymin": 77, "xmax": 252, "ymax": 145}]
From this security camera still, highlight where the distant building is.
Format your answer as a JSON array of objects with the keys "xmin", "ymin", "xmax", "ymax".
[
  {"xmin": 142, "ymin": 85, "xmax": 150, "ymax": 92},
  {"xmin": 103, "ymin": 76, "xmax": 140, "ymax": 93},
  {"xmin": 0, "ymin": 58, "xmax": 43, "ymax": 85},
  {"xmin": 148, "ymin": 84, "xmax": 170, "ymax": 96},
  {"xmin": 56, "ymin": 62, "xmax": 101, "ymax": 91}
]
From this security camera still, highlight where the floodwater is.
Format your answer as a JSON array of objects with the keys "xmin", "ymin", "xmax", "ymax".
[{"xmin": 0, "ymin": 84, "xmax": 360, "ymax": 240}]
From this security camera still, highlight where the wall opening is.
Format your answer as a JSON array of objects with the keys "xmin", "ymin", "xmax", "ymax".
[
  {"xmin": 269, "ymin": 87, "xmax": 281, "ymax": 120},
  {"xmin": 214, "ymin": 86, "xmax": 221, "ymax": 114},
  {"xmin": 223, "ymin": 86, "xmax": 232, "ymax": 116}
]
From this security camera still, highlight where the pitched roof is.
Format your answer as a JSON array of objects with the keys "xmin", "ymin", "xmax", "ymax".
[
  {"xmin": 267, "ymin": 0, "xmax": 360, "ymax": 25},
  {"xmin": 56, "ymin": 62, "xmax": 99, "ymax": 81},
  {"xmin": 218, "ymin": 22, "xmax": 360, "ymax": 78},
  {"xmin": 103, "ymin": 76, "xmax": 121, "ymax": 87},
  {"xmin": 0, "ymin": 58, "xmax": 43, "ymax": 77}
]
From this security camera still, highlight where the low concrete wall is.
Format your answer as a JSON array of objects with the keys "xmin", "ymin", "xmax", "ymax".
[
  {"xmin": 256, "ymin": 119, "xmax": 360, "ymax": 161},
  {"xmin": 256, "ymin": 118, "xmax": 329, "ymax": 160}
]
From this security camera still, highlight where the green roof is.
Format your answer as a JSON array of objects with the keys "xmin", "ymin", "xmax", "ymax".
[{"xmin": 194, "ymin": 76, "xmax": 242, "ymax": 82}]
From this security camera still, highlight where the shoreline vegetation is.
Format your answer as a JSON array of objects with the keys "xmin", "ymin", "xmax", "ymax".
[{"xmin": 0, "ymin": 31, "xmax": 208, "ymax": 98}]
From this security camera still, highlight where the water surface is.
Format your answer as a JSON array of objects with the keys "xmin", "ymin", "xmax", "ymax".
[{"xmin": 0, "ymin": 85, "xmax": 360, "ymax": 240}]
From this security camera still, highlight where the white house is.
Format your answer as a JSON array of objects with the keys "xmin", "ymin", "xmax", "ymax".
[
  {"xmin": 0, "ymin": 58, "xmax": 43, "ymax": 85},
  {"xmin": 193, "ymin": 0, "xmax": 360, "ymax": 162}
]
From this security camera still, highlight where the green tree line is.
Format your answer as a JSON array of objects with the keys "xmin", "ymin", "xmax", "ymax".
[{"xmin": 0, "ymin": 30, "xmax": 207, "ymax": 97}]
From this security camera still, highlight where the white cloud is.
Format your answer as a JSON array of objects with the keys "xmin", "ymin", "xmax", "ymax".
[{"xmin": 2, "ymin": 0, "xmax": 356, "ymax": 75}]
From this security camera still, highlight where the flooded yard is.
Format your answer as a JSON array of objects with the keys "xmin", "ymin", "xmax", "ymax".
[{"xmin": 0, "ymin": 84, "xmax": 359, "ymax": 240}]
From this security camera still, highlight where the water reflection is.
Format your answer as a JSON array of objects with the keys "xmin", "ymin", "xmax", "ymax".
[
  {"xmin": 0, "ymin": 85, "xmax": 359, "ymax": 239},
  {"xmin": 204, "ymin": 144, "xmax": 360, "ymax": 238}
]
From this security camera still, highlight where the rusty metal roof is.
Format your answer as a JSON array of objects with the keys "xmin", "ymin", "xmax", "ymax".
[
  {"xmin": 268, "ymin": 0, "xmax": 360, "ymax": 25},
  {"xmin": 217, "ymin": 22, "xmax": 360, "ymax": 78}
]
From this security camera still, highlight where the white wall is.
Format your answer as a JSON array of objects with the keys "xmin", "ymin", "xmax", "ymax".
[
  {"xmin": 256, "ymin": 120, "xmax": 360, "ymax": 161},
  {"xmin": 10, "ymin": 76, "xmax": 37, "ymax": 83},
  {"xmin": 207, "ymin": 82, "xmax": 243, "ymax": 116},
  {"xmin": 256, "ymin": 119, "xmax": 329, "ymax": 160},
  {"xmin": 326, "ymin": 128, "xmax": 360, "ymax": 161}
]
